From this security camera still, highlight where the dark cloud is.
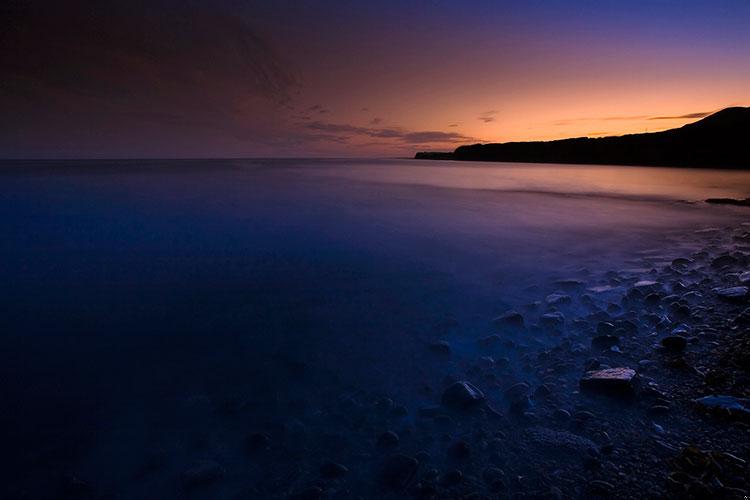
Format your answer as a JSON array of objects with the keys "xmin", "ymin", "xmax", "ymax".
[
  {"xmin": 301, "ymin": 121, "xmax": 474, "ymax": 145},
  {"xmin": 0, "ymin": 0, "xmax": 299, "ymax": 156},
  {"xmin": 478, "ymin": 110, "xmax": 498, "ymax": 123},
  {"xmin": 648, "ymin": 111, "xmax": 712, "ymax": 120},
  {"xmin": 370, "ymin": 117, "xmax": 383, "ymax": 125}
]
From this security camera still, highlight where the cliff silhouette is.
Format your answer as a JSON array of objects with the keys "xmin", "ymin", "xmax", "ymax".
[{"xmin": 415, "ymin": 107, "xmax": 750, "ymax": 168}]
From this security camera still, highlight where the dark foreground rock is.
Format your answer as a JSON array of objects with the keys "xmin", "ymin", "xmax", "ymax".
[{"xmin": 441, "ymin": 381, "xmax": 485, "ymax": 410}]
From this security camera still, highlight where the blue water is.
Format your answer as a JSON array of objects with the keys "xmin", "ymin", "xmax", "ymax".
[{"xmin": 1, "ymin": 158, "xmax": 748, "ymax": 498}]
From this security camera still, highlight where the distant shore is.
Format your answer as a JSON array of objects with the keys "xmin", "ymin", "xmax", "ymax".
[{"xmin": 416, "ymin": 106, "xmax": 750, "ymax": 170}]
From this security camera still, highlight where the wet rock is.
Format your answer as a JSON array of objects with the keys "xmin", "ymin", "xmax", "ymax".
[
  {"xmin": 596, "ymin": 322, "xmax": 616, "ymax": 336},
  {"xmin": 587, "ymin": 480, "xmax": 615, "ymax": 495},
  {"xmin": 555, "ymin": 278, "xmax": 585, "ymax": 289},
  {"xmin": 441, "ymin": 381, "xmax": 485, "ymax": 410},
  {"xmin": 504, "ymin": 382, "xmax": 530, "ymax": 400},
  {"xmin": 553, "ymin": 408, "xmax": 571, "ymax": 421},
  {"xmin": 591, "ymin": 335, "xmax": 619, "ymax": 350},
  {"xmin": 580, "ymin": 368, "xmax": 639, "ymax": 398},
  {"xmin": 379, "ymin": 454, "xmax": 419, "ymax": 491},
  {"xmin": 493, "ymin": 310, "xmax": 525, "ymax": 328},
  {"xmin": 377, "ymin": 431, "xmax": 400, "ymax": 448},
  {"xmin": 526, "ymin": 427, "xmax": 597, "ymax": 453},
  {"xmin": 447, "ymin": 440, "xmax": 471, "ymax": 460},
  {"xmin": 540, "ymin": 311, "xmax": 565, "ymax": 329},
  {"xmin": 440, "ymin": 469, "xmax": 463, "ymax": 486},
  {"xmin": 661, "ymin": 336, "xmax": 687, "ymax": 352},
  {"xmin": 711, "ymin": 255, "xmax": 739, "ymax": 269},
  {"xmin": 478, "ymin": 356, "xmax": 495, "ymax": 369},
  {"xmin": 546, "ymin": 293, "xmax": 572, "ymax": 306},
  {"xmin": 694, "ymin": 395, "xmax": 750, "ymax": 418},
  {"xmin": 478, "ymin": 334, "xmax": 502, "ymax": 348},
  {"xmin": 180, "ymin": 460, "xmax": 225, "ymax": 488},
  {"xmin": 715, "ymin": 286, "xmax": 749, "ymax": 302},
  {"xmin": 428, "ymin": 340, "xmax": 451, "ymax": 355},
  {"xmin": 320, "ymin": 461, "xmax": 349, "ymax": 479}
]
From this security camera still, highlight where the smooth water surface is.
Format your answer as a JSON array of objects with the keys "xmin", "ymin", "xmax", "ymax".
[{"xmin": 1, "ymin": 158, "xmax": 748, "ymax": 498}]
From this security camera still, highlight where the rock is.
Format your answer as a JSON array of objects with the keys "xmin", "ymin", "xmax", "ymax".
[
  {"xmin": 591, "ymin": 335, "xmax": 619, "ymax": 350},
  {"xmin": 694, "ymin": 395, "xmax": 750, "ymax": 418},
  {"xmin": 493, "ymin": 311, "xmax": 524, "ymax": 329},
  {"xmin": 553, "ymin": 408, "xmax": 571, "ymax": 421},
  {"xmin": 504, "ymin": 382, "xmax": 530, "ymax": 399},
  {"xmin": 180, "ymin": 460, "xmax": 225, "ymax": 488},
  {"xmin": 320, "ymin": 461, "xmax": 349, "ymax": 479},
  {"xmin": 715, "ymin": 286, "xmax": 749, "ymax": 302},
  {"xmin": 739, "ymin": 271, "xmax": 750, "ymax": 283},
  {"xmin": 540, "ymin": 311, "xmax": 565, "ymax": 329},
  {"xmin": 580, "ymin": 368, "xmax": 639, "ymax": 397},
  {"xmin": 711, "ymin": 255, "xmax": 739, "ymax": 269},
  {"xmin": 447, "ymin": 440, "xmax": 471, "ymax": 460},
  {"xmin": 428, "ymin": 340, "xmax": 451, "ymax": 355},
  {"xmin": 634, "ymin": 280, "xmax": 658, "ymax": 288},
  {"xmin": 377, "ymin": 431, "xmax": 400, "ymax": 448},
  {"xmin": 588, "ymin": 480, "xmax": 615, "ymax": 494},
  {"xmin": 596, "ymin": 322, "xmax": 616, "ymax": 336},
  {"xmin": 378, "ymin": 454, "xmax": 419, "ymax": 491},
  {"xmin": 525, "ymin": 427, "xmax": 597, "ymax": 453},
  {"xmin": 440, "ymin": 469, "xmax": 463, "ymax": 486},
  {"xmin": 661, "ymin": 336, "xmax": 687, "ymax": 352},
  {"xmin": 546, "ymin": 293, "xmax": 571, "ymax": 305},
  {"xmin": 441, "ymin": 381, "xmax": 485, "ymax": 410},
  {"xmin": 554, "ymin": 278, "xmax": 585, "ymax": 289}
]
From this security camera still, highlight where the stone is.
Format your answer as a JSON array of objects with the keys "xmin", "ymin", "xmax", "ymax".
[
  {"xmin": 441, "ymin": 381, "xmax": 485, "ymax": 410},
  {"xmin": 661, "ymin": 336, "xmax": 687, "ymax": 352},
  {"xmin": 711, "ymin": 255, "xmax": 739, "ymax": 269},
  {"xmin": 545, "ymin": 293, "xmax": 572, "ymax": 305},
  {"xmin": 580, "ymin": 368, "xmax": 639, "ymax": 397},
  {"xmin": 715, "ymin": 286, "xmax": 749, "ymax": 302},
  {"xmin": 479, "ymin": 334, "xmax": 502, "ymax": 348},
  {"xmin": 320, "ymin": 461, "xmax": 349, "ymax": 479},
  {"xmin": 447, "ymin": 439, "xmax": 471, "ymax": 460},
  {"xmin": 591, "ymin": 335, "xmax": 619, "ymax": 350},
  {"xmin": 377, "ymin": 431, "xmax": 400, "ymax": 448},
  {"xmin": 180, "ymin": 460, "xmax": 225, "ymax": 488},
  {"xmin": 540, "ymin": 311, "xmax": 565, "ymax": 329},
  {"xmin": 440, "ymin": 469, "xmax": 463, "ymax": 486},
  {"xmin": 694, "ymin": 395, "xmax": 750, "ymax": 418},
  {"xmin": 596, "ymin": 322, "xmax": 616, "ymax": 335},
  {"xmin": 503, "ymin": 382, "xmax": 530, "ymax": 399},
  {"xmin": 379, "ymin": 454, "xmax": 419, "ymax": 490},
  {"xmin": 492, "ymin": 311, "xmax": 524, "ymax": 328},
  {"xmin": 428, "ymin": 340, "xmax": 451, "ymax": 355},
  {"xmin": 525, "ymin": 427, "xmax": 597, "ymax": 453}
]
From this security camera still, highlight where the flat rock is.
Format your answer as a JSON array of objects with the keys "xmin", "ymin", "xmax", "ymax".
[
  {"xmin": 540, "ymin": 311, "xmax": 565, "ymax": 328},
  {"xmin": 694, "ymin": 395, "xmax": 750, "ymax": 418},
  {"xmin": 525, "ymin": 427, "xmax": 597, "ymax": 453},
  {"xmin": 580, "ymin": 368, "xmax": 638, "ymax": 397},
  {"xmin": 545, "ymin": 293, "xmax": 571, "ymax": 305},
  {"xmin": 715, "ymin": 286, "xmax": 749, "ymax": 301},
  {"xmin": 441, "ymin": 381, "xmax": 485, "ymax": 410}
]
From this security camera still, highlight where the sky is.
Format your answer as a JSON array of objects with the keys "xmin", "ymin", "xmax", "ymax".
[{"xmin": 1, "ymin": 0, "xmax": 749, "ymax": 158}]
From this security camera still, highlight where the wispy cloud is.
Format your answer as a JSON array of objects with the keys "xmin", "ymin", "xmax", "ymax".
[
  {"xmin": 478, "ymin": 110, "xmax": 498, "ymax": 123},
  {"xmin": 648, "ymin": 111, "xmax": 712, "ymax": 120}
]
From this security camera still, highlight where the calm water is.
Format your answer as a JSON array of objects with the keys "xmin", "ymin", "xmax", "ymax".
[{"xmin": 1, "ymin": 159, "xmax": 749, "ymax": 498}]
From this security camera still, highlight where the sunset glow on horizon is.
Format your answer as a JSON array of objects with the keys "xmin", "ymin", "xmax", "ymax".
[{"xmin": 2, "ymin": 0, "xmax": 749, "ymax": 158}]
